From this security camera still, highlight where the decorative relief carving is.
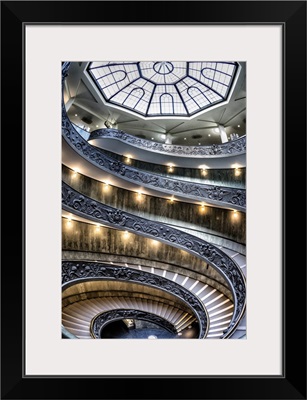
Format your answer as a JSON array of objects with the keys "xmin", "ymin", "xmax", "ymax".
[
  {"xmin": 62, "ymin": 114, "xmax": 246, "ymax": 209},
  {"xmin": 94, "ymin": 149, "xmax": 245, "ymax": 190},
  {"xmin": 90, "ymin": 128, "xmax": 246, "ymax": 158},
  {"xmin": 62, "ymin": 182, "xmax": 246, "ymax": 337},
  {"xmin": 62, "ymin": 261, "xmax": 208, "ymax": 338},
  {"xmin": 61, "ymin": 63, "xmax": 246, "ymax": 338},
  {"xmin": 61, "ymin": 65, "xmax": 245, "ymax": 210},
  {"xmin": 90, "ymin": 309, "xmax": 178, "ymax": 338}
]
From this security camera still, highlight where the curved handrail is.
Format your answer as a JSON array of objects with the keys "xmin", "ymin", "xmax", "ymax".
[
  {"xmin": 62, "ymin": 251, "xmax": 234, "ymax": 299},
  {"xmin": 62, "ymin": 182, "xmax": 246, "ymax": 338},
  {"xmin": 62, "ymin": 64, "xmax": 246, "ymax": 211},
  {"xmin": 89, "ymin": 129, "xmax": 246, "ymax": 158},
  {"xmin": 62, "ymin": 114, "xmax": 246, "ymax": 210},
  {"xmin": 81, "ymin": 148, "xmax": 246, "ymax": 189},
  {"xmin": 90, "ymin": 309, "xmax": 178, "ymax": 338},
  {"xmin": 61, "ymin": 325, "xmax": 78, "ymax": 339},
  {"xmin": 62, "ymin": 262, "xmax": 209, "ymax": 338}
]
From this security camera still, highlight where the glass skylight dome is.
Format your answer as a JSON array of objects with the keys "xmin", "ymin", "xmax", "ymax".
[{"xmin": 87, "ymin": 61, "xmax": 238, "ymax": 118}]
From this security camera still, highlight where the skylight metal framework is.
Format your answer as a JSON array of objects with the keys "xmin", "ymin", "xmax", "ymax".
[{"xmin": 87, "ymin": 61, "xmax": 239, "ymax": 118}]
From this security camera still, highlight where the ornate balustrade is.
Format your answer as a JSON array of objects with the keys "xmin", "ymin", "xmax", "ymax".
[
  {"xmin": 62, "ymin": 111, "xmax": 245, "ymax": 210},
  {"xmin": 62, "ymin": 262, "xmax": 208, "ymax": 338},
  {"xmin": 62, "ymin": 182, "xmax": 246, "ymax": 338},
  {"xmin": 90, "ymin": 129, "xmax": 246, "ymax": 158},
  {"xmin": 90, "ymin": 309, "xmax": 178, "ymax": 338},
  {"xmin": 62, "ymin": 64, "xmax": 246, "ymax": 211}
]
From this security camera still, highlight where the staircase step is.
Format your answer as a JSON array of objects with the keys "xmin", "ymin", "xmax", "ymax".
[{"xmin": 62, "ymin": 319, "xmax": 89, "ymax": 329}]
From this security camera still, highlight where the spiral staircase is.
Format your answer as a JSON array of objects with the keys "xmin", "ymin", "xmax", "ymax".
[
  {"xmin": 61, "ymin": 61, "xmax": 247, "ymax": 340},
  {"xmin": 62, "ymin": 296, "xmax": 198, "ymax": 339}
]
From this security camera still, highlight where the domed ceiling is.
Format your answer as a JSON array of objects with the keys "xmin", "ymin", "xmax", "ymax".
[{"xmin": 87, "ymin": 61, "xmax": 238, "ymax": 118}]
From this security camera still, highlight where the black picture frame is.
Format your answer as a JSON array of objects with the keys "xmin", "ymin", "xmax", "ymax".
[{"xmin": 1, "ymin": 1, "xmax": 306, "ymax": 399}]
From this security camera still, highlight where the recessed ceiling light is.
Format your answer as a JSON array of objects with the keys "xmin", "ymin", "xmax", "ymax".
[
  {"xmin": 198, "ymin": 142, "xmax": 201, "ymax": 145},
  {"xmin": 96, "ymin": 125, "xmax": 99, "ymax": 128},
  {"xmin": 238, "ymin": 125, "xmax": 240, "ymax": 127},
  {"xmin": 208, "ymin": 134, "xmax": 211, "ymax": 137},
  {"xmin": 151, "ymin": 137, "xmax": 154, "ymax": 140},
  {"xmin": 214, "ymin": 128, "xmax": 219, "ymax": 133},
  {"xmin": 75, "ymin": 114, "xmax": 78, "ymax": 117}
]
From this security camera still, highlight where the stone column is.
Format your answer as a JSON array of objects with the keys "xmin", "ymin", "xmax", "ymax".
[{"xmin": 218, "ymin": 125, "xmax": 228, "ymax": 143}]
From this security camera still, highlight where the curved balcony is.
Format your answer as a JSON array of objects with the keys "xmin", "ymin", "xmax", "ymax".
[
  {"xmin": 62, "ymin": 164, "xmax": 246, "ymax": 253},
  {"xmin": 89, "ymin": 129, "xmax": 246, "ymax": 169},
  {"xmin": 62, "ymin": 116, "xmax": 246, "ymax": 211},
  {"xmin": 62, "ymin": 181, "xmax": 246, "ymax": 338},
  {"xmin": 62, "ymin": 262, "xmax": 209, "ymax": 338},
  {"xmin": 62, "ymin": 63, "xmax": 246, "ymax": 212},
  {"xmin": 61, "ymin": 223, "xmax": 235, "ymax": 300},
  {"xmin": 86, "ymin": 147, "xmax": 246, "ymax": 189}
]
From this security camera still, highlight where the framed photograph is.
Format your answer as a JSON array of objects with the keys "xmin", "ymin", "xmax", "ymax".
[{"xmin": 1, "ymin": 1, "xmax": 306, "ymax": 399}]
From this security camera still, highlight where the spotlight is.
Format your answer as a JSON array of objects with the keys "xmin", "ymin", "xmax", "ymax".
[
  {"xmin": 235, "ymin": 168, "xmax": 241, "ymax": 176},
  {"xmin": 136, "ymin": 191, "xmax": 143, "ymax": 200},
  {"xmin": 167, "ymin": 163, "xmax": 174, "ymax": 172}
]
